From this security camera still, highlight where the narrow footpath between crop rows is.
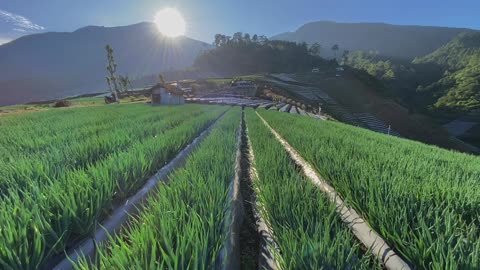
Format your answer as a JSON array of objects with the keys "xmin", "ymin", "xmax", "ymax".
[
  {"xmin": 51, "ymin": 108, "xmax": 230, "ymax": 270},
  {"xmin": 243, "ymin": 112, "xmax": 281, "ymax": 270},
  {"xmin": 253, "ymin": 110, "xmax": 410, "ymax": 270}
]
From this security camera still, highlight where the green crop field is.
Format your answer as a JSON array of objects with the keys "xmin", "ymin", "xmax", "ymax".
[
  {"xmin": 0, "ymin": 104, "xmax": 228, "ymax": 269},
  {"xmin": 1, "ymin": 102, "xmax": 480, "ymax": 270},
  {"xmin": 257, "ymin": 109, "xmax": 480, "ymax": 269},
  {"xmin": 245, "ymin": 109, "xmax": 379, "ymax": 269},
  {"xmin": 76, "ymin": 108, "xmax": 241, "ymax": 269}
]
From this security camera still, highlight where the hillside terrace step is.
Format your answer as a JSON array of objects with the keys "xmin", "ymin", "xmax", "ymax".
[
  {"xmin": 279, "ymin": 104, "xmax": 291, "ymax": 112},
  {"xmin": 297, "ymin": 108, "xmax": 308, "ymax": 116}
]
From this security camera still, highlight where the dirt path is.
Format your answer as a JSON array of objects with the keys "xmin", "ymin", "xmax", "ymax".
[
  {"xmin": 237, "ymin": 110, "xmax": 262, "ymax": 270},
  {"xmin": 243, "ymin": 115, "xmax": 281, "ymax": 270}
]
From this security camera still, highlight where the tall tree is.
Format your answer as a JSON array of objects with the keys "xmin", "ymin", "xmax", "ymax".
[
  {"xmin": 258, "ymin": 35, "xmax": 268, "ymax": 45},
  {"xmin": 309, "ymin": 42, "xmax": 321, "ymax": 56},
  {"xmin": 232, "ymin": 32, "xmax": 243, "ymax": 43},
  {"xmin": 331, "ymin": 44, "xmax": 339, "ymax": 60},
  {"xmin": 244, "ymin": 33, "xmax": 251, "ymax": 43},
  {"xmin": 341, "ymin": 50, "xmax": 350, "ymax": 65},
  {"xmin": 105, "ymin": 45, "xmax": 119, "ymax": 102},
  {"xmin": 252, "ymin": 34, "xmax": 259, "ymax": 43},
  {"xmin": 214, "ymin": 34, "xmax": 223, "ymax": 47}
]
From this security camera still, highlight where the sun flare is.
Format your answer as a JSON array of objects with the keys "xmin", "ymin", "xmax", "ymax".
[{"xmin": 154, "ymin": 8, "xmax": 186, "ymax": 37}]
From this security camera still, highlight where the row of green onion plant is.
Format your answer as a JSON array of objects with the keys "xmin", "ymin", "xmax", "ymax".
[
  {"xmin": 258, "ymin": 109, "xmax": 480, "ymax": 269},
  {"xmin": 0, "ymin": 104, "xmax": 228, "ymax": 269},
  {"xmin": 245, "ymin": 109, "xmax": 379, "ymax": 269},
  {"xmin": 75, "ymin": 107, "xmax": 241, "ymax": 269}
]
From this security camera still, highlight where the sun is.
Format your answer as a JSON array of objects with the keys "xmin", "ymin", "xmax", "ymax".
[{"xmin": 154, "ymin": 8, "xmax": 186, "ymax": 37}]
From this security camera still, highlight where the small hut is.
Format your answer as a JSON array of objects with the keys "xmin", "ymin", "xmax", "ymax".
[{"xmin": 151, "ymin": 83, "xmax": 185, "ymax": 105}]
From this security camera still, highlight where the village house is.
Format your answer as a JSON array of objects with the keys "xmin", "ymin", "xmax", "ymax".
[{"xmin": 151, "ymin": 83, "xmax": 185, "ymax": 105}]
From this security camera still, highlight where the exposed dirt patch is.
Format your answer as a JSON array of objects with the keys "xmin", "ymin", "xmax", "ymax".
[{"xmin": 238, "ymin": 109, "xmax": 260, "ymax": 270}]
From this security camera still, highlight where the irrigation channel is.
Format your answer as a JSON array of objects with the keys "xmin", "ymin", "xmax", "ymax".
[
  {"xmin": 51, "ymin": 110, "xmax": 229, "ymax": 269},
  {"xmin": 254, "ymin": 111, "xmax": 411, "ymax": 270}
]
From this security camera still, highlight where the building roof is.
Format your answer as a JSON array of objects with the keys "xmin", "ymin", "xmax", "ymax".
[{"xmin": 150, "ymin": 83, "xmax": 184, "ymax": 95}]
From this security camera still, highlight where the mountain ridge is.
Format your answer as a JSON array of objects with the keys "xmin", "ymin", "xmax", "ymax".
[
  {"xmin": 0, "ymin": 22, "xmax": 211, "ymax": 106},
  {"xmin": 272, "ymin": 21, "xmax": 477, "ymax": 60}
]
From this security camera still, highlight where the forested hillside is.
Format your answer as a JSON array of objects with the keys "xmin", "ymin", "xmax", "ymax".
[
  {"xmin": 414, "ymin": 32, "xmax": 480, "ymax": 111},
  {"xmin": 345, "ymin": 32, "xmax": 480, "ymax": 113}
]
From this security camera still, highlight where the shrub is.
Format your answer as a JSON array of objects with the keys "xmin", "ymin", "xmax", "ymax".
[{"xmin": 53, "ymin": 99, "xmax": 72, "ymax": 108}]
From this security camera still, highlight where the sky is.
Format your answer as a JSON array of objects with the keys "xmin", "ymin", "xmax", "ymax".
[{"xmin": 0, "ymin": 0, "xmax": 479, "ymax": 44}]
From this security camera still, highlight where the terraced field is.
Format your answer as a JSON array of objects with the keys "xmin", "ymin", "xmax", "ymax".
[{"xmin": 1, "ymin": 103, "xmax": 479, "ymax": 270}]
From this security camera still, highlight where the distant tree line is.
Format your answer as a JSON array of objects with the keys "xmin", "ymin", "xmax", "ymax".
[{"xmin": 194, "ymin": 32, "xmax": 329, "ymax": 74}]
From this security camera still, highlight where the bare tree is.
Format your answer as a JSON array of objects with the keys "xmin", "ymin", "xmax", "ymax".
[
  {"xmin": 118, "ymin": 75, "xmax": 130, "ymax": 93},
  {"xmin": 105, "ymin": 45, "xmax": 119, "ymax": 102}
]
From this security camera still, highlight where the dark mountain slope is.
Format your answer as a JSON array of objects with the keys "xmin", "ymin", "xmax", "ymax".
[{"xmin": 0, "ymin": 22, "xmax": 211, "ymax": 106}]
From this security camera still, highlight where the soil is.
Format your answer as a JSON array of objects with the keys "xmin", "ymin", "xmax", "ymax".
[{"xmin": 238, "ymin": 109, "xmax": 261, "ymax": 270}]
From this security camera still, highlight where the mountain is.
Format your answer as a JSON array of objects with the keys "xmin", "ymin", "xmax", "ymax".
[
  {"xmin": 272, "ymin": 21, "xmax": 476, "ymax": 60},
  {"xmin": 413, "ymin": 32, "xmax": 480, "ymax": 112},
  {"xmin": 0, "ymin": 22, "xmax": 212, "ymax": 106}
]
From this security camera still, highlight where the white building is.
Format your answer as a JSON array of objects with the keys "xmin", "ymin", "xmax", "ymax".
[{"xmin": 151, "ymin": 84, "xmax": 185, "ymax": 105}]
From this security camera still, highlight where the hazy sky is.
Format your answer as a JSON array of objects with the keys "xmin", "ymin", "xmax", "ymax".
[{"xmin": 0, "ymin": 0, "xmax": 479, "ymax": 44}]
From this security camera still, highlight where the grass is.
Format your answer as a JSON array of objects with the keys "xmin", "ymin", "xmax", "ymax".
[
  {"xmin": 0, "ymin": 104, "xmax": 228, "ymax": 270},
  {"xmin": 245, "ymin": 109, "xmax": 378, "ymax": 269},
  {"xmin": 258, "ymin": 109, "xmax": 480, "ymax": 269},
  {"xmin": 75, "ymin": 108, "xmax": 241, "ymax": 269},
  {"xmin": 0, "ymin": 95, "xmax": 148, "ymax": 115}
]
